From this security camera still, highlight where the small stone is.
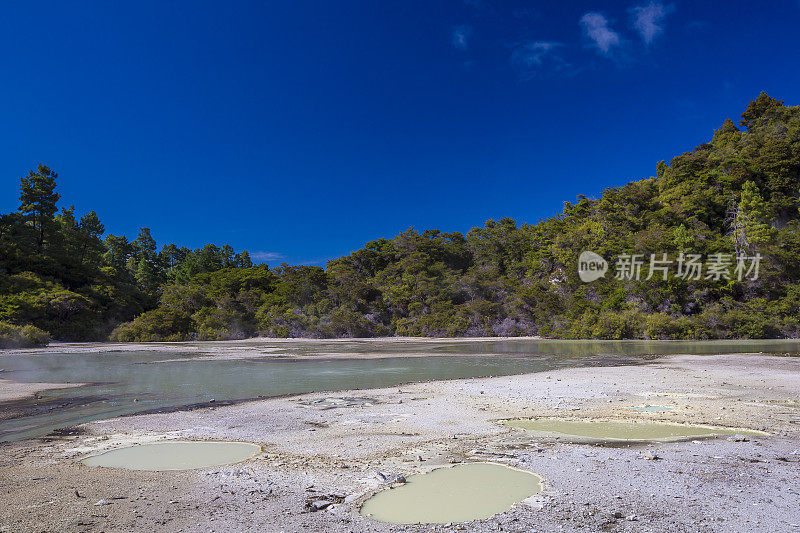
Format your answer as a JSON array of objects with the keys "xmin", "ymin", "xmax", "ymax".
[{"xmin": 310, "ymin": 500, "xmax": 333, "ymax": 511}]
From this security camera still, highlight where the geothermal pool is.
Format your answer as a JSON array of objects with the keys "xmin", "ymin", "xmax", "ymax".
[
  {"xmin": 502, "ymin": 417, "xmax": 768, "ymax": 442},
  {"xmin": 360, "ymin": 462, "xmax": 542, "ymax": 524},
  {"xmin": 81, "ymin": 441, "xmax": 261, "ymax": 470}
]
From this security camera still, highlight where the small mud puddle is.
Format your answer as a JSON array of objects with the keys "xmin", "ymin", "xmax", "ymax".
[
  {"xmin": 81, "ymin": 441, "xmax": 261, "ymax": 470},
  {"xmin": 502, "ymin": 418, "xmax": 766, "ymax": 442},
  {"xmin": 299, "ymin": 396, "xmax": 378, "ymax": 409},
  {"xmin": 626, "ymin": 404, "xmax": 675, "ymax": 412},
  {"xmin": 360, "ymin": 462, "xmax": 541, "ymax": 524}
]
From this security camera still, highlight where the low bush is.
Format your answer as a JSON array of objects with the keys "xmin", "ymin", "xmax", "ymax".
[{"xmin": 0, "ymin": 321, "xmax": 50, "ymax": 348}]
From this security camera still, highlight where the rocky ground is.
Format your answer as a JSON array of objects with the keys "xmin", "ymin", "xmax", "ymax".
[{"xmin": 1, "ymin": 353, "xmax": 799, "ymax": 532}]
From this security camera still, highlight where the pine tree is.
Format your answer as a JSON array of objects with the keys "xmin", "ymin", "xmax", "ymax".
[
  {"xmin": 132, "ymin": 228, "xmax": 161, "ymax": 290},
  {"xmin": 735, "ymin": 181, "xmax": 774, "ymax": 249},
  {"xmin": 222, "ymin": 244, "xmax": 235, "ymax": 268},
  {"xmin": 740, "ymin": 92, "xmax": 785, "ymax": 130},
  {"xmin": 19, "ymin": 164, "xmax": 60, "ymax": 251},
  {"xmin": 236, "ymin": 250, "xmax": 253, "ymax": 268},
  {"xmin": 78, "ymin": 211, "xmax": 105, "ymax": 265},
  {"xmin": 672, "ymin": 224, "xmax": 692, "ymax": 250}
]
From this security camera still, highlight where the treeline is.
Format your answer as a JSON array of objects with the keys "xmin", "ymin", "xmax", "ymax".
[
  {"xmin": 3, "ymin": 93, "xmax": 800, "ymax": 345},
  {"xmin": 0, "ymin": 167, "xmax": 253, "ymax": 346}
]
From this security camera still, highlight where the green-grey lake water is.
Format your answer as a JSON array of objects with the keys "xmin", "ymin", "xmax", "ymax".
[{"xmin": 1, "ymin": 338, "xmax": 799, "ymax": 442}]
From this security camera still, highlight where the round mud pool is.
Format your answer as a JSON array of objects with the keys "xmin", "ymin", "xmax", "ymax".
[
  {"xmin": 502, "ymin": 418, "xmax": 767, "ymax": 442},
  {"xmin": 81, "ymin": 441, "xmax": 261, "ymax": 470},
  {"xmin": 360, "ymin": 462, "xmax": 542, "ymax": 524}
]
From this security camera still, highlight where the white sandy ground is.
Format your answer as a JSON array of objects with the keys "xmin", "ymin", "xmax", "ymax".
[
  {"xmin": 1, "ymin": 353, "xmax": 799, "ymax": 532},
  {"xmin": 0, "ymin": 379, "xmax": 86, "ymax": 402}
]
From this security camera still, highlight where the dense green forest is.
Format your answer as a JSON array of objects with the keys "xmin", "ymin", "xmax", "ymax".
[{"xmin": 2, "ymin": 93, "xmax": 800, "ymax": 347}]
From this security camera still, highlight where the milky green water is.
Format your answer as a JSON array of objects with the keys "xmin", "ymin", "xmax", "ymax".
[
  {"xmin": 360, "ymin": 462, "xmax": 542, "ymax": 524},
  {"xmin": 503, "ymin": 418, "xmax": 766, "ymax": 441},
  {"xmin": 81, "ymin": 441, "xmax": 261, "ymax": 470}
]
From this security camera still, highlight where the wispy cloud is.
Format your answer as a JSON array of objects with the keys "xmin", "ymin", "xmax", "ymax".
[
  {"xmin": 510, "ymin": 41, "xmax": 568, "ymax": 79},
  {"xmin": 511, "ymin": 41, "xmax": 560, "ymax": 67},
  {"xmin": 296, "ymin": 256, "xmax": 334, "ymax": 267},
  {"xmin": 580, "ymin": 12, "xmax": 620, "ymax": 55},
  {"xmin": 451, "ymin": 26, "xmax": 472, "ymax": 50},
  {"xmin": 250, "ymin": 251, "xmax": 285, "ymax": 263},
  {"xmin": 630, "ymin": 2, "xmax": 673, "ymax": 45}
]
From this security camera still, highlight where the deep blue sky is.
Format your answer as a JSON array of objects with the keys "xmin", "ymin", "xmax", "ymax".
[{"xmin": 2, "ymin": 1, "xmax": 798, "ymax": 265}]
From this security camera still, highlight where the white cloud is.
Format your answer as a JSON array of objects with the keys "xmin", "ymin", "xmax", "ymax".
[
  {"xmin": 631, "ymin": 2, "xmax": 672, "ymax": 45},
  {"xmin": 511, "ymin": 41, "xmax": 561, "ymax": 67},
  {"xmin": 452, "ymin": 26, "xmax": 472, "ymax": 50},
  {"xmin": 510, "ymin": 41, "xmax": 569, "ymax": 79},
  {"xmin": 580, "ymin": 12, "xmax": 620, "ymax": 55},
  {"xmin": 250, "ymin": 251, "xmax": 285, "ymax": 263}
]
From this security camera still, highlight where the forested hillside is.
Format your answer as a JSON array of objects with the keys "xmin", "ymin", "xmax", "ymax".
[{"xmin": 3, "ymin": 93, "xmax": 799, "ymax": 346}]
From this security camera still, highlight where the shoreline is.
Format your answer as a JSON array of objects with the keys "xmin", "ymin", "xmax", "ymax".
[
  {"xmin": 1, "ymin": 353, "xmax": 799, "ymax": 531},
  {"xmin": 0, "ymin": 378, "xmax": 87, "ymax": 403},
  {"xmin": 0, "ymin": 336, "xmax": 546, "ymax": 356},
  {"xmin": 4, "ymin": 335, "xmax": 800, "ymax": 359}
]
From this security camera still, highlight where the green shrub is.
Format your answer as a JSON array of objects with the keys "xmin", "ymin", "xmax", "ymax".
[
  {"xmin": 109, "ymin": 308, "xmax": 194, "ymax": 342},
  {"xmin": 644, "ymin": 313, "xmax": 681, "ymax": 339},
  {"xmin": 0, "ymin": 321, "xmax": 50, "ymax": 348},
  {"xmin": 591, "ymin": 309, "xmax": 643, "ymax": 339}
]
